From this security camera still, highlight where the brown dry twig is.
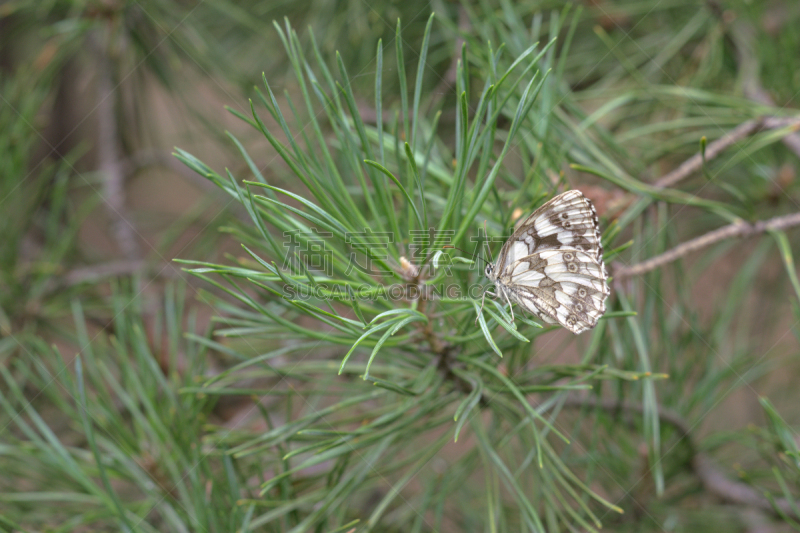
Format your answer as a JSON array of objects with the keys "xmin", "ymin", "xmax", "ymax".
[
  {"xmin": 562, "ymin": 397, "xmax": 799, "ymax": 519},
  {"xmin": 614, "ymin": 211, "xmax": 800, "ymax": 279},
  {"xmin": 38, "ymin": 259, "xmax": 194, "ymax": 296},
  {"xmin": 400, "ymin": 257, "xmax": 474, "ymax": 395},
  {"xmin": 94, "ymin": 32, "xmax": 140, "ymax": 259},
  {"xmin": 64, "ymin": 259, "xmax": 148, "ymax": 286},
  {"xmin": 654, "ymin": 116, "xmax": 800, "ymax": 189}
]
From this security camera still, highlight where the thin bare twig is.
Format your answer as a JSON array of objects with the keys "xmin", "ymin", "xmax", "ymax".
[
  {"xmin": 94, "ymin": 31, "xmax": 140, "ymax": 259},
  {"xmin": 654, "ymin": 116, "xmax": 800, "ymax": 189},
  {"xmin": 562, "ymin": 397, "xmax": 799, "ymax": 519},
  {"xmin": 614, "ymin": 211, "xmax": 800, "ymax": 279},
  {"xmin": 63, "ymin": 259, "xmax": 148, "ymax": 286},
  {"xmin": 34, "ymin": 260, "xmax": 181, "ymax": 298}
]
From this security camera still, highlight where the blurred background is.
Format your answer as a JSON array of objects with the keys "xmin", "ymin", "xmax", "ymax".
[{"xmin": 2, "ymin": 0, "xmax": 800, "ymax": 531}]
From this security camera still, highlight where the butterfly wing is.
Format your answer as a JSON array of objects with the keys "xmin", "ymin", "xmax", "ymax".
[
  {"xmin": 495, "ymin": 190, "xmax": 605, "ymax": 277},
  {"xmin": 503, "ymin": 249, "xmax": 609, "ymax": 334},
  {"xmin": 493, "ymin": 190, "xmax": 609, "ymax": 334}
]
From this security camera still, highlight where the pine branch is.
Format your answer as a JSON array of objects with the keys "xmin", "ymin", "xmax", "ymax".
[
  {"xmin": 94, "ymin": 31, "xmax": 139, "ymax": 259},
  {"xmin": 654, "ymin": 116, "xmax": 800, "ymax": 189},
  {"xmin": 405, "ymin": 261, "xmax": 474, "ymax": 395},
  {"xmin": 614, "ymin": 211, "xmax": 800, "ymax": 278},
  {"xmin": 64, "ymin": 259, "xmax": 148, "ymax": 285}
]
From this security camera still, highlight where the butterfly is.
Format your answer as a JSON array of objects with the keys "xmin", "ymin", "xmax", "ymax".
[{"xmin": 481, "ymin": 190, "xmax": 610, "ymax": 334}]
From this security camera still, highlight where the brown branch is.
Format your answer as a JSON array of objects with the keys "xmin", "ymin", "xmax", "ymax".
[
  {"xmin": 34, "ymin": 260, "xmax": 184, "ymax": 299},
  {"xmin": 654, "ymin": 116, "xmax": 800, "ymax": 189},
  {"xmin": 63, "ymin": 259, "xmax": 148, "ymax": 286},
  {"xmin": 562, "ymin": 397, "xmax": 799, "ymax": 519},
  {"xmin": 417, "ymin": 290, "xmax": 445, "ymax": 355},
  {"xmin": 624, "ymin": 20, "xmax": 800, "ymax": 279},
  {"xmin": 614, "ymin": 211, "xmax": 800, "ymax": 279},
  {"xmin": 655, "ymin": 9, "xmax": 800, "ymax": 190},
  {"xmin": 94, "ymin": 31, "xmax": 140, "ymax": 259},
  {"xmin": 400, "ymin": 258, "xmax": 473, "ymax": 395}
]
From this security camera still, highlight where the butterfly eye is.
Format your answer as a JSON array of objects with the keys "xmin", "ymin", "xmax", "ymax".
[{"xmin": 484, "ymin": 264, "xmax": 492, "ymax": 277}]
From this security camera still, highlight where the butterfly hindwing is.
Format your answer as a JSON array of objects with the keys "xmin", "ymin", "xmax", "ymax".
[{"xmin": 505, "ymin": 249, "xmax": 608, "ymax": 334}]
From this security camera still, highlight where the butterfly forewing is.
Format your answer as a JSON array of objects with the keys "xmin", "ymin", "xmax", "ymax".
[
  {"xmin": 488, "ymin": 190, "xmax": 610, "ymax": 334},
  {"xmin": 495, "ymin": 190, "xmax": 605, "ymax": 275}
]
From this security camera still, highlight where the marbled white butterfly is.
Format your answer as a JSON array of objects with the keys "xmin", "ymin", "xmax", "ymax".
[{"xmin": 482, "ymin": 190, "xmax": 610, "ymax": 334}]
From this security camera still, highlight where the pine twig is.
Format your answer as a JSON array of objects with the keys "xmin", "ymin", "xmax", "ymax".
[
  {"xmin": 614, "ymin": 211, "xmax": 800, "ymax": 279},
  {"xmin": 406, "ymin": 261, "xmax": 473, "ymax": 395},
  {"xmin": 654, "ymin": 116, "xmax": 800, "ymax": 189},
  {"xmin": 63, "ymin": 259, "xmax": 148, "ymax": 286},
  {"xmin": 563, "ymin": 397, "xmax": 800, "ymax": 519},
  {"xmin": 32, "ymin": 260, "xmax": 192, "ymax": 303},
  {"xmin": 94, "ymin": 31, "xmax": 140, "ymax": 259}
]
